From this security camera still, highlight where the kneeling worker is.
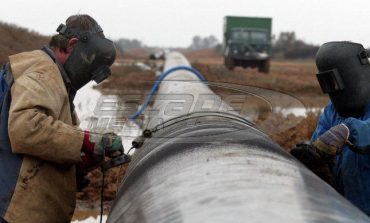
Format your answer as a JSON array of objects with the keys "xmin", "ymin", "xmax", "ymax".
[{"xmin": 292, "ymin": 41, "xmax": 370, "ymax": 215}]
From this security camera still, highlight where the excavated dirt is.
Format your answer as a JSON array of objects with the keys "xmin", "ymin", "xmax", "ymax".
[{"xmin": 73, "ymin": 49, "xmax": 326, "ymax": 221}]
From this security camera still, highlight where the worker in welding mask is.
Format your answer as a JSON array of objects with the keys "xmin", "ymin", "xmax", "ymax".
[
  {"xmin": 291, "ymin": 41, "xmax": 370, "ymax": 216},
  {"xmin": 0, "ymin": 14, "xmax": 122, "ymax": 223}
]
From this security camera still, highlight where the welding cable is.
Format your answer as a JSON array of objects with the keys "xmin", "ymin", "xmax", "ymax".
[{"xmin": 129, "ymin": 66, "xmax": 207, "ymax": 120}]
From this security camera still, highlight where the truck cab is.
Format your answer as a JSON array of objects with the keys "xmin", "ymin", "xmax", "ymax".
[{"xmin": 223, "ymin": 16, "xmax": 272, "ymax": 73}]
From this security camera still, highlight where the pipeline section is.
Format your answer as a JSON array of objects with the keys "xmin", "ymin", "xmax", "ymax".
[{"xmin": 108, "ymin": 52, "xmax": 370, "ymax": 223}]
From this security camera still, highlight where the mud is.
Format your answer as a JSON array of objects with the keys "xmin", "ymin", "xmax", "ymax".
[{"xmin": 73, "ymin": 164, "xmax": 128, "ymax": 221}]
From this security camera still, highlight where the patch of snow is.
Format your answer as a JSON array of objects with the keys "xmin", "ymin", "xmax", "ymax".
[{"xmin": 71, "ymin": 215, "xmax": 107, "ymax": 223}]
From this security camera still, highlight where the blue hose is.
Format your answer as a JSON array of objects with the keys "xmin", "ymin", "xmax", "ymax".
[{"xmin": 129, "ymin": 66, "xmax": 207, "ymax": 120}]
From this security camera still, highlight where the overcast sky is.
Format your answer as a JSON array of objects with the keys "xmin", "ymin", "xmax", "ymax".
[{"xmin": 1, "ymin": 0, "xmax": 369, "ymax": 47}]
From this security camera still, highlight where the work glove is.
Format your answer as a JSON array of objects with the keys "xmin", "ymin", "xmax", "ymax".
[
  {"xmin": 290, "ymin": 141, "xmax": 335, "ymax": 186},
  {"xmin": 80, "ymin": 130, "xmax": 124, "ymax": 172},
  {"xmin": 313, "ymin": 124, "xmax": 350, "ymax": 155}
]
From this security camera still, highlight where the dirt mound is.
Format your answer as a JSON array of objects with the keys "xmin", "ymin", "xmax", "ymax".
[
  {"xmin": 257, "ymin": 112, "xmax": 320, "ymax": 150},
  {"xmin": 73, "ymin": 164, "xmax": 128, "ymax": 220},
  {"xmin": 0, "ymin": 22, "xmax": 49, "ymax": 64}
]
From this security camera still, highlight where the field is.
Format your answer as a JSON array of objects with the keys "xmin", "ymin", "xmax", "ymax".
[{"xmin": 73, "ymin": 49, "xmax": 329, "ymax": 221}]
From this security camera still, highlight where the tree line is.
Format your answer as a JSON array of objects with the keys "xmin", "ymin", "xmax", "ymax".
[
  {"xmin": 272, "ymin": 32, "xmax": 319, "ymax": 59},
  {"xmin": 115, "ymin": 31, "xmax": 319, "ymax": 59}
]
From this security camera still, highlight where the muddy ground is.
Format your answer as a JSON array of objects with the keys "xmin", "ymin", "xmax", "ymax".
[{"xmin": 73, "ymin": 49, "xmax": 328, "ymax": 221}]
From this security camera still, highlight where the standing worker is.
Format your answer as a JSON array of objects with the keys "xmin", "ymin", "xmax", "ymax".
[
  {"xmin": 0, "ymin": 14, "xmax": 123, "ymax": 223},
  {"xmin": 291, "ymin": 41, "xmax": 370, "ymax": 215}
]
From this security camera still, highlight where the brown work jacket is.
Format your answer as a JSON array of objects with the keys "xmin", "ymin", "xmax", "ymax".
[{"xmin": 3, "ymin": 50, "xmax": 84, "ymax": 223}]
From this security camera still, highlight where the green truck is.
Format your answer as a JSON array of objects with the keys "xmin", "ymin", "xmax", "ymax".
[{"xmin": 223, "ymin": 16, "xmax": 272, "ymax": 73}]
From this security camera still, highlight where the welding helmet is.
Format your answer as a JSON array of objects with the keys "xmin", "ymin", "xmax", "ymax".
[
  {"xmin": 57, "ymin": 23, "xmax": 116, "ymax": 90},
  {"xmin": 316, "ymin": 41, "xmax": 370, "ymax": 117}
]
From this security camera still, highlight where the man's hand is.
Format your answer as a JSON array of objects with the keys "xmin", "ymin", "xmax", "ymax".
[
  {"xmin": 290, "ymin": 141, "xmax": 321, "ymax": 165},
  {"xmin": 80, "ymin": 131, "xmax": 124, "ymax": 172},
  {"xmin": 290, "ymin": 141, "xmax": 335, "ymax": 186},
  {"xmin": 99, "ymin": 132, "xmax": 124, "ymax": 157},
  {"xmin": 313, "ymin": 124, "xmax": 350, "ymax": 155}
]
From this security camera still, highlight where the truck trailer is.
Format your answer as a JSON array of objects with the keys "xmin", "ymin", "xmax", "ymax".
[{"xmin": 223, "ymin": 16, "xmax": 272, "ymax": 73}]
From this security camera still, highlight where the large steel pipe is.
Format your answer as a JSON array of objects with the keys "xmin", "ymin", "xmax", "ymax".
[
  {"xmin": 107, "ymin": 52, "xmax": 370, "ymax": 223},
  {"xmin": 144, "ymin": 52, "xmax": 237, "ymax": 129}
]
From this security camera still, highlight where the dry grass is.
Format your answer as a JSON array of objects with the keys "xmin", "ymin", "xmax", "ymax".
[
  {"xmin": 0, "ymin": 22, "xmax": 49, "ymax": 64},
  {"xmin": 99, "ymin": 64, "xmax": 155, "ymax": 93},
  {"xmin": 191, "ymin": 60, "xmax": 321, "ymax": 96},
  {"xmin": 0, "ymin": 21, "xmax": 124, "ymax": 65}
]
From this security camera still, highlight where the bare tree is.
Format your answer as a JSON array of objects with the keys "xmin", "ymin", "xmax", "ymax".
[
  {"xmin": 273, "ymin": 31, "xmax": 319, "ymax": 59},
  {"xmin": 189, "ymin": 35, "xmax": 219, "ymax": 49},
  {"xmin": 115, "ymin": 38, "xmax": 143, "ymax": 53}
]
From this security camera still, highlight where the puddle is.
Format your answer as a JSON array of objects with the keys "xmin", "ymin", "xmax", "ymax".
[
  {"xmin": 273, "ymin": 107, "xmax": 322, "ymax": 117},
  {"xmin": 134, "ymin": 62, "xmax": 152, "ymax": 71}
]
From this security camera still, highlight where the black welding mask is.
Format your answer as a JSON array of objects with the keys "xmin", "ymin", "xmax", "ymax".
[
  {"xmin": 316, "ymin": 41, "xmax": 370, "ymax": 117},
  {"xmin": 57, "ymin": 24, "xmax": 116, "ymax": 90}
]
